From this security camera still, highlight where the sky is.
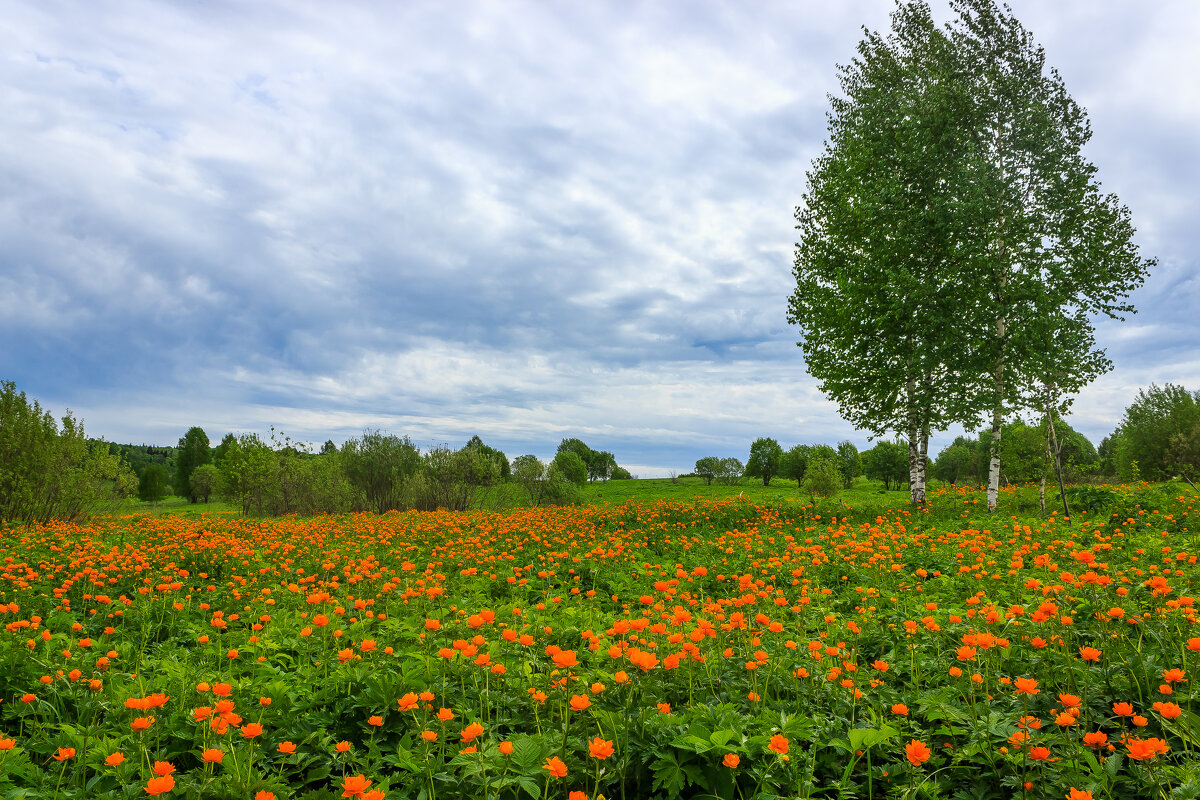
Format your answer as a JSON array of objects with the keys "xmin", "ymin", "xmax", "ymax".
[{"xmin": 2, "ymin": 1, "xmax": 1198, "ymax": 477}]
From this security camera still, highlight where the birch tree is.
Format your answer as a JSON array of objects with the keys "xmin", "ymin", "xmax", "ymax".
[
  {"xmin": 791, "ymin": 0, "xmax": 1152, "ymax": 508},
  {"xmin": 790, "ymin": 1, "xmax": 981, "ymax": 505},
  {"xmin": 947, "ymin": 0, "xmax": 1152, "ymax": 508}
]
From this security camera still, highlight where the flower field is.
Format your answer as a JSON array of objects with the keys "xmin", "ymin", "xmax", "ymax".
[{"xmin": 1, "ymin": 488, "xmax": 1198, "ymax": 799}]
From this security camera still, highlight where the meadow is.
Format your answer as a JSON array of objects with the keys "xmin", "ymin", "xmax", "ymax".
[{"xmin": 0, "ymin": 481, "xmax": 1197, "ymax": 799}]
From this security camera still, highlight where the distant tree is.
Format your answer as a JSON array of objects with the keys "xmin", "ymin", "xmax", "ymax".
[
  {"xmin": 1167, "ymin": 424, "xmax": 1200, "ymax": 483},
  {"xmin": 802, "ymin": 457, "xmax": 842, "ymax": 497},
  {"xmin": 175, "ymin": 427, "xmax": 212, "ymax": 502},
  {"xmin": 745, "ymin": 438, "xmax": 784, "ymax": 486},
  {"xmin": 320, "ymin": 439, "xmax": 338, "ymax": 456},
  {"xmin": 863, "ymin": 441, "xmax": 909, "ymax": 491},
  {"xmin": 694, "ymin": 457, "xmax": 721, "ymax": 486},
  {"xmin": 552, "ymin": 451, "xmax": 588, "ymax": 487},
  {"xmin": 835, "ymin": 441, "xmax": 861, "ymax": 489},
  {"xmin": 421, "ymin": 444, "xmax": 501, "ymax": 511},
  {"xmin": 512, "ymin": 455, "xmax": 549, "ymax": 505},
  {"xmin": 189, "ymin": 463, "xmax": 219, "ymax": 503},
  {"xmin": 932, "ymin": 440, "xmax": 976, "ymax": 485},
  {"xmin": 782, "ymin": 445, "xmax": 813, "ymax": 484},
  {"xmin": 217, "ymin": 434, "xmax": 279, "ymax": 516},
  {"xmin": 466, "ymin": 435, "xmax": 511, "ymax": 481},
  {"xmin": 138, "ymin": 463, "xmax": 169, "ymax": 504},
  {"xmin": 1113, "ymin": 384, "xmax": 1200, "ymax": 481},
  {"xmin": 213, "ymin": 433, "xmax": 236, "ymax": 465},
  {"xmin": 589, "ymin": 451, "xmax": 617, "ymax": 482},
  {"xmin": 716, "ymin": 457, "xmax": 745, "ymax": 486},
  {"xmin": 0, "ymin": 381, "xmax": 136, "ymax": 523},
  {"xmin": 611, "ymin": 465, "xmax": 634, "ymax": 480},
  {"xmin": 340, "ymin": 430, "xmax": 423, "ymax": 514}
]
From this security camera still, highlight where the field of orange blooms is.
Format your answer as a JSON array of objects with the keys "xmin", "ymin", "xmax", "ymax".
[{"xmin": 1, "ymin": 489, "xmax": 1198, "ymax": 799}]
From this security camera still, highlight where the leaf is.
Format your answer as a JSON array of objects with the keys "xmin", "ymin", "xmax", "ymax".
[
  {"xmin": 652, "ymin": 753, "xmax": 688, "ymax": 799},
  {"xmin": 848, "ymin": 724, "xmax": 899, "ymax": 751},
  {"xmin": 517, "ymin": 777, "xmax": 542, "ymax": 799},
  {"xmin": 1104, "ymin": 753, "xmax": 1124, "ymax": 777},
  {"xmin": 511, "ymin": 738, "xmax": 544, "ymax": 774},
  {"xmin": 710, "ymin": 729, "xmax": 738, "ymax": 748}
]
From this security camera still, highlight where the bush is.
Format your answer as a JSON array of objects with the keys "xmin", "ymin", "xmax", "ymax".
[
  {"xmin": 0, "ymin": 381, "xmax": 136, "ymax": 523},
  {"xmin": 802, "ymin": 457, "xmax": 843, "ymax": 497}
]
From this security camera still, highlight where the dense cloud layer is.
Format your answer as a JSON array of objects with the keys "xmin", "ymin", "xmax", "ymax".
[{"xmin": 2, "ymin": 0, "xmax": 1196, "ymax": 475}]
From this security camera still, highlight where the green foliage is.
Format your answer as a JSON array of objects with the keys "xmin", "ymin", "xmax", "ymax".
[
  {"xmin": 188, "ymin": 463, "xmax": 219, "ymax": 503},
  {"xmin": 835, "ymin": 440, "xmax": 861, "ymax": 489},
  {"xmin": 782, "ymin": 444, "xmax": 812, "ymax": 484},
  {"xmin": 716, "ymin": 457, "xmax": 744, "ymax": 486},
  {"xmin": 745, "ymin": 437, "xmax": 784, "ymax": 486},
  {"xmin": 1114, "ymin": 384, "xmax": 1200, "ymax": 481},
  {"xmin": 801, "ymin": 457, "xmax": 842, "ymax": 497},
  {"xmin": 0, "ymin": 380, "xmax": 136, "ymax": 523},
  {"xmin": 551, "ymin": 450, "xmax": 588, "ymax": 487},
  {"xmin": 693, "ymin": 457, "xmax": 721, "ymax": 486},
  {"xmin": 555, "ymin": 438, "xmax": 624, "ymax": 482},
  {"xmin": 863, "ymin": 440, "xmax": 908, "ymax": 490},
  {"xmin": 418, "ymin": 443, "xmax": 502, "ymax": 511},
  {"xmin": 466, "ymin": 435, "xmax": 511, "ymax": 481},
  {"xmin": 932, "ymin": 438, "xmax": 979, "ymax": 485},
  {"xmin": 137, "ymin": 463, "xmax": 170, "ymax": 503},
  {"xmin": 175, "ymin": 426, "xmax": 212, "ymax": 502},
  {"xmin": 340, "ymin": 430, "xmax": 423, "ymax": 514}
]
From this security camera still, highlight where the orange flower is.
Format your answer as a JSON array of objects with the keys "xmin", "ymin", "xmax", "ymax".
[
  {"xmin": 552, "ymin": 650, "xmax": 578, "ymax": 669},
  {"xmin": 1078, "ymin": 646, "xmax": 1102, "ymax": 662},
  {"xmin": 53, "ymin": 747, "xmax": 76, "ymax": 761},
  {"xmin": 589, "ymin": 737, "xmax": 615, "ymax": 759},
  {"xmin": 255, "ymin": 793, "xmax": 277, "ymax": 800},
  {"xmin": 202, "ymin": 748, "xmax": 224, "ymax": 763},
  {"xmin": 1163, "ymin": 668, "xmax": 1186, "ymax": 683},
  {"xmin": 1112, "ymin": 702, "xmax": 1134, "ymax": 716},
  {"xmin": 1065, "ymin": 790, "xmax": 1094, "ymax": 800},
  {"xmin": 368, "ymin": 715, "xmax": 384, "ymax": 727},
  {"xmin": 131, "ymin": 716, "xmax": 155, "ymax": 732},
  {"xmin": 105, "ymin": 751, "xmax": 125, "ymax": 766},
  {"xmin": 145, "ymin": 775, "xmax": 175, "ymax": 795},
  {"xmin": 891, "ymin": 704, "xmax": 909, "ymax": 716},
  {"xmin": 336, "ymin": 741, "xmax": 353, "ymax": 753},
  {"xmin": 905, "ymin": 739, "xmax": 931, "ymax": 766},
  {"xmin": 656, "ymin": 702, "xmax": 671, "ymax": 714},
  {"xmin": 341, "ymin": 774, "xmax": 373, "ymax": 797},
  {"xmin": 152, "ymin": 762, "xmax": 175, "ymax": 776},
  {"xmin": 544, "ymin": 756, "xmax": 568, "ymax": 778},
  {"xmin": 421, "ymin": 730, "xmax": 438, "ymax": 742},
  {"xmin": 1029, "ymin": 746, "xmax": 1051, "ymax": 761},
  {"xmin": 1153, "ymin": 701, "xmax": 1182, "ymax": 719},
  {"xmin": 241, "ymin": 722, "xmax": 263, "ymax": 738},
  {"xmin": 569, "ymin": 694, "xmax": 591, "ymax": 712},
  {"xmin": 1126, "ymin": 737, "xmax": 1169, "ymax": 761},
  {"xmin": 570, "ymin": 793, "xmax": 586, "ymax": 800},
  {"xmin": 211, "ymin": 682, "xmax": 232, "ymax": 697},
  {"xmin": 278, "ymin": 741, "xmax": 297, "ymax": 754},
  {"xmin": 397, "ymin": 692, "xmax": 418, "ymax": 711},
  {"xmin": 498, "ymin": 740, "xmax": 513, "ymax": 755},
  {"xmin": 723, "ymin": 752, "xmax": 740, "ymax": 768},
  {"xmin": 1082, "ymin": 731, "xmax": 1108, "ymax": 748},
  {"xmin": 437, "ymin": 708, "xmax": 454, "ymax": 722},
  {"xmin": 462, "ymin": 722, "xmax": 485, "ymax": 742},
  {"xmin": 768, "ymin": 734, "xmax": 789, "ymax": 755},
  {"xmin": 1013, "ymin": 677, "xmax": 1039, "ymax": 695}
]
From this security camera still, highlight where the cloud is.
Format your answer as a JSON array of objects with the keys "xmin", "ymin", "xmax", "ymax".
[{"xmin": 1, "ymin": 0, "xmax": 1196, "ymax": 476}]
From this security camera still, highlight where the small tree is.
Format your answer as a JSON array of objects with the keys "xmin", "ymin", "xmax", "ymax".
[
  {"xmin": 694, "ymin": 457, "xmax": 721, "ymax": 486},
  {"xmin": 836, "ymin": 441, "xmax": 861, "ymax": 489},
  {"xmin": 863, "ymin": 441, "xmax": 909, "ymax": 491},
  {"xmin": 138, "ymin": 463, "xmax": 169, "ymax": 505},
  {"xmin": 175, "ymin": 426, "xmax": 212, "ymax": 502},
  {"xmin": 745, "ymin": 438, "xmax": 784, "ymax": 486},
  {"xmin": 782, "ymin": 444, "xmax": 812, "ymax": 484},
  {"xmin": 802, "ymin": 458, "xmax": 842, "ymax": 497},
  {"xmin": 716, "ymin": 457, "xmax": 744, "ymax": 486},
  {"xmin": 189, "ymin": 463, "xmax": 219, "ymax": 503},
  {"xmin": 552, "ymin": 451, "xmax": 588, "ymax": 487}
]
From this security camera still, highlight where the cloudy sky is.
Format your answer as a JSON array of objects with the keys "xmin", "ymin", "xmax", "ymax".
[{"xmin": 2, "ymin": 1, "xmax": 1197, "ymax": 476}]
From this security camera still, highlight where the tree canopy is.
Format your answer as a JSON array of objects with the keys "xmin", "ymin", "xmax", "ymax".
[{"xmin": 790, "ymin": 0, "xmax": 1152, "ymax": 509}]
